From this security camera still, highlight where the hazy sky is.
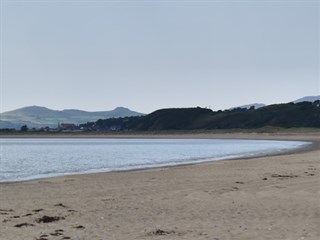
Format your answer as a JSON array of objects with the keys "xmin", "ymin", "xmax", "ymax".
[{"xmin": 1, "ymin": 0, "xmax": 319, "ymax": 113}]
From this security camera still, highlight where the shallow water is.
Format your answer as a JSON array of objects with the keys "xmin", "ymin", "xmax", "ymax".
[{"xmin": 0, "ymin": 138, "xmax": 309, "ymax": 182}]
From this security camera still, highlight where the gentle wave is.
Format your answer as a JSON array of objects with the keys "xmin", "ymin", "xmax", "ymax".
[{"xmin": 0, "ymin": 138, "xmax": 310, "ymax": 183}]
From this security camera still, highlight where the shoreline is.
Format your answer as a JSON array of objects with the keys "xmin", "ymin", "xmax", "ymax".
[
  {"xmin": 0, "ymin": 140, "xmax": 313, "ymax": 185},
  {"xmin": 0, "ymin": 136, "xmax": 315, "ymax": 185},
  {"xmin": 1, "ymin": 129, "xmax": 320, "ymax": 139},
  {"xmin": 1, "ymin": 133, "xmax": 319, "ymax": 240}
]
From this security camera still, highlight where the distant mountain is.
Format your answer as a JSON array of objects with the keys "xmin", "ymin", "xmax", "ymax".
[
  {"xmin": 227, "ymin": 95, "xmax": 320, "ymax": 110},
  {"xmin": 293, "ymin": 95, "xmax": 320, "ymax": 103},
  {"xmin": 0, "ymin": 106, "xmax": 144, "ymax": 129}
]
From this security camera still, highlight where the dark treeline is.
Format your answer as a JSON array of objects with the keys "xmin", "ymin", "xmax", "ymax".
[{"xmin": 78, "ymin": 101, "xmax": 320, "ymax": 131}]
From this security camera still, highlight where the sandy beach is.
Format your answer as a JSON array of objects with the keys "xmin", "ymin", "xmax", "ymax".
[{"xmin": 0, "ymin": 133, "xmax": 319, "ymax": 240}]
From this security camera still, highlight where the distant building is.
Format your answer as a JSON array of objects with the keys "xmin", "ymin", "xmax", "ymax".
[{"xmin": 59, "ymin": 123, "xmax": 77, "ymax": 131}]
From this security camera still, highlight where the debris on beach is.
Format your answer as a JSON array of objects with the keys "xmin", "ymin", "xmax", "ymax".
[
  {"xmin": 14, "ymin": 222, "xmax": 35, "ymax": 228},
  {"xmin": 36, "ymin": 215, "xmax": 65, "ymax": 223},
  {"xmin": 74, "ymin": 225, "xmax": 85, "ymax": 229},
  {"xmin": 149, "ymin": 229, "xmax": 176, "ymax": 236},
  {"xmin": 54, "ymin": 203, "xmax": 68, "ymax": 208},
  {"xmin": 32, "ymin": 209, "xmax": 44, "ymax": 213},
  {"xmin": 271, "ymin": 174, "xmax": 298, "ymax": 179}
]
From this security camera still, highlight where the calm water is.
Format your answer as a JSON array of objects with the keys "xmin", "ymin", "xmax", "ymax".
[{"xmin": 0, "ymin": 138, "xmax": 309, "ymax": 183}]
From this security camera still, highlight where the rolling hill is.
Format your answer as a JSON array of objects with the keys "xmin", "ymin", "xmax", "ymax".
[
  {"xmin": 0, "ymin": 106, "xmax": 144, "ymax": 129},
  {"xmin": 1, "ymin": 95, "xmax": 319, "ymax": 130},
  {"xmin": 229, "ymin": 95, "xmax": 320, "ymax": 110},
  {"xmin": 81, "ymin": 100, "xmax": 320, "ymax": 131},
  {"xmin": 293, "ymin": 95, "xmax": 320, "ymax": 103}
]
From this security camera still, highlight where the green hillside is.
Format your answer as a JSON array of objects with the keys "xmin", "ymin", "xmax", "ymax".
[{"xmin": 80, "ymin": 101, "xmax": 320, "ymax": 131}]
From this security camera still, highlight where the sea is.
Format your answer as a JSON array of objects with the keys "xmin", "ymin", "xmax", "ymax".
[{"xmin": 0, "ymin": 138, "xmax": 310, "ymax": 183}]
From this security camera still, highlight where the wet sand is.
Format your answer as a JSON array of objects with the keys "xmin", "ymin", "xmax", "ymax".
[{"xmin": 0, "ymin": 133, "xmax": 319, "ymax": 240}]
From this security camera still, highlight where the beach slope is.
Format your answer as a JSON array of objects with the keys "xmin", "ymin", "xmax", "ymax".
[{"xmin": 0, "ymin": 133, "xmax": 319, "ymax": 240}]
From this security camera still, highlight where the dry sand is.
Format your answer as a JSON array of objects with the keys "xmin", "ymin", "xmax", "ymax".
[{"xmin": 0, "ymin": 133, "xmax": 319, "ymax": 240}]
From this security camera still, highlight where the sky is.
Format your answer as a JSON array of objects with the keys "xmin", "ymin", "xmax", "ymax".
[{"xmin": 0, "ymin": 0, "xmax": 319, "ymax": 114}]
